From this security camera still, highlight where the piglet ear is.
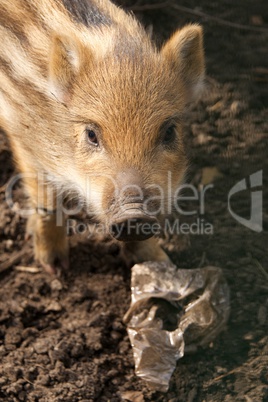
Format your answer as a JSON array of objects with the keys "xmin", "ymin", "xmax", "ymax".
[
  {"xmin": 162, "ymin": 25, "xmax": 205, "ymax": 101},
  {"xmin": 49, "ymin": 34, "xmax": 83, "ymax": 103}
]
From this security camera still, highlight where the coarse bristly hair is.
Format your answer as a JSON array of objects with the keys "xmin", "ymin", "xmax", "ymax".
[{"xmin": 0, "ymin": 0, "xmax": 205, "ymax": 271}]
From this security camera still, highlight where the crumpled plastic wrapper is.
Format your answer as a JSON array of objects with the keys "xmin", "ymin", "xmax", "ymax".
[{"xmin": 123, "ymin": 262, "xmax": 230, "ymax": 392}]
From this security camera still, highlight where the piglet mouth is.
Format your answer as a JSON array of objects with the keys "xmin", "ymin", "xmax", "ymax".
[{"xmin": 108, "ymin": 203, "xmax": 160, "ymax": 241}]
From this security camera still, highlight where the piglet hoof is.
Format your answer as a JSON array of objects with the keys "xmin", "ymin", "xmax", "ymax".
[
  {"xmin": 41, "ymin": 258, "xmax": 69, "ymax": 275},
  {"xmin": 35, "ymin": 241, "xmax": 69, "ymax": 275},
  {"xmin": 42, "ymin": 256, "xmax": 69, "ymax": 275}
]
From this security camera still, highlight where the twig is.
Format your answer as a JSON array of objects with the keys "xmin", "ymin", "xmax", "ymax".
[
  {"xmin": 171, "ymin": 4, "xmax": 268, "ymax": 33},
  {"xmin": 252, "ymin": 258, "xmax": 268, "ymax": 281},
  {"xmin": 198, "ymin": 252, "xmax": 206, "ymax": 268},
  {"xmin": 205, "ymin": 355, "xmax": 268, "ymax": 387},
  {"xmin": 22, "ymin": 377, "xmax": 34, "ymax": 386},
  {"xmin": 15, "ymin": 266, "xmax": 41, "ymax": 273},
  {"xmin": 205, "ymin": 367, "xmax": 241, "ymax": 386},
  {"xmin": 130, "ymin": 1, "xmax": 268, "ymax": 33},
  {"xmin": 253, "ymin": 67, "xmax": 268, "ymax": 75}
]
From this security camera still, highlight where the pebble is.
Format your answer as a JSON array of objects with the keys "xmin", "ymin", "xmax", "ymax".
[
  {"xmin": 18, "ymin": 391, "xmax": 26, "ymax": 401},
  {"xmin": 107, "ymin": 369, "xmax": 118, "ymax": 378},
  {"xmin": 111, "ymin": 330, "xmax": 122, "ymax": 341},
  {"xmin": 230, "ymin": 100, "xmax": 245, "ymax": 115},
  {"xmin": 24, "ymin": 383, "xmax": 31, "ymax": 391},
  {"xmin": 121, "ymin": 391, "xmax": 144, "ymax": 402},
  {"xmin": 5, "ymin": 329, "xmax": 22, "ymax": 345},
  {"xmin": 243, "ymin": 332, "xmax": 254, "ymax": 341},
  {"xmin": 75, "ymin": 380, "xmax": 84, "ymax": 388},
  {"xmin": 33, "ymin": 339, "xmax": 49, "ymax": 354},
  {"xmin": 112, "ymin": 320, "xmax": 124, "ymax": 332},
  {"xmin": 119, "ymin": 340, "xmax": 129, "ymax": 355},
  {"xmin": 215, "ymin": 366, "xmax": 227, "ymax": 374},
  {"xmin": 51, "ymin": 279, "xmax": 63, "ymax": 291},
  {"xmin": 5, "ymin": 239, "xmax": 13, "ymax": 250},
  {"xmin": 0, "ymin": 377, "xmax": 7, "ymax": 386},
  {"xmin": 45, "ymin": 301, "xmax": 62, "ymax": 312}
]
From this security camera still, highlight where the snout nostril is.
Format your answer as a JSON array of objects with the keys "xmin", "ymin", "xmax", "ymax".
[{"xmin": 109, "ymin": 216, "xmax": 160, "ymax": 241}]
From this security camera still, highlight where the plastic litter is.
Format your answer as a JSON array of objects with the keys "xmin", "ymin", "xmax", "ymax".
[{"xmin": 123, "ymin": 262, "xmax": 230, "ymax": 392}]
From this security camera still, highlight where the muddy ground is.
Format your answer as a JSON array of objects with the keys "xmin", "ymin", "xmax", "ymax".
[{"xmin": 0, "ymin": 0, "xmax": 268, "ymax": 401}]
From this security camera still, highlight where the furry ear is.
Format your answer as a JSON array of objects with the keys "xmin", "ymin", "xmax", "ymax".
[
  {"xmin": 49, "ymin": 34, "xmax": 83, "ymax": 103},
  {"xmin": 162, "ymin": 25, "xmax": 205, "ymax": 101}
]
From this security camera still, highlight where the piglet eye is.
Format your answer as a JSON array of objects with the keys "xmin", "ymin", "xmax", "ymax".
[
  {"xmin": 86, "ymin": 129, "xmax": 99, "ymax": 146},
  {"xmin": 163, "ymin": 125, "xmax": 176, "ymax": 145}
]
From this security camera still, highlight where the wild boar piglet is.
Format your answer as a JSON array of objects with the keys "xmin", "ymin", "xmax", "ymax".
[{"xmin": 0, "ymin": 0, "xmax": 205, "ymax": 273}]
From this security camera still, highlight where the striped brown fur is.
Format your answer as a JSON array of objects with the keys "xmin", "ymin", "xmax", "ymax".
[{"xmin": 0, "ymin": 0, "xmax": 205, "ymax": 273}]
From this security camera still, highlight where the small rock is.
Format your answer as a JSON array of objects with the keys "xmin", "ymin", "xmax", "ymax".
[
  {"xmin": 107, "ymin": 369, "xmax": 119, "ymax": 378},
  {"xmin": 243, "ymin": 332, "xmax": 254, "ymax": 341},
  {"xmin": 5, "ymin": 328, "xmax": 22, "ymax": 345},
  {"xmin": 50, "ymin": 279, "xmax": 63, "ymax": 291},
  {"xmin": 215, "ymin": 366, "xmax": 227, "ymax": 374},
  {"xmin": 5, "ymin": 239, "xmax": 13, "ymax": 250},
  {"xmin": 45, "ymin": 301, "xmax": 62, "ymax": 312},
  {"xmin": 33, "ymin": 339, "xmax": 49, "ymax": 354},
  {"xmin": 250, "ymin": 15, "xmax": 263, "ymax": 26},
  {"xmin": 37, "ymin": 374, "xmax": 50, "ymax": 386},
  {"xmin": 112, "ymin": 320, "xmax": 124, "ymax": 332},
  {"xmin": 75, "ymin": 380, "xmax": 84, "ymax": 388},
  {"xmin": 119, "ymin": 340, "xmax": 130, "ymax": 354},
  {"xmin": 91, "ymin": 300, "xmax": 102, "ymax": 309},
  {"xmin": 230, "ymin": 100, "xmax": 245, "ymax": 115},
  {"xmin": 0, "ymin": 377, "xmax": 7, "ymax": 386},
  {"xmin": 18, "ymin": 391, "xmax": 26, "ymax": 401},
  {"xmin": 111, "ymin": 330, "xmax": 122, "ymax": 341},
  {"xmin": 24, "ymin": 383, "xmax": 31, "ymax": 391},
  {"xmin": 121, "ymin": 391, "xmax": 145, "ymax": 402}
]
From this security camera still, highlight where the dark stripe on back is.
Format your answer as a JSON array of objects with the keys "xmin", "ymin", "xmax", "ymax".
[
  {"xmin": 0, "ymin": 56, "xmax": 50, "ymax": 107},
  {"xmin": 0, "ymin": 6, "xmax": 29, "ymax": 45},
  {"xmin": 61, "ymin": 0, "xmax": 111, "ymax": 27}
]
